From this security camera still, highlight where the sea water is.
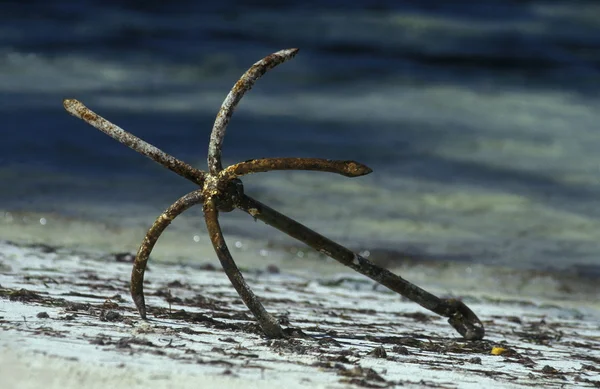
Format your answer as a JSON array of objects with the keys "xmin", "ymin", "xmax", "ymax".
[{"xmin": 1, "ymin": 1, "xmax": 599, "ymax": 297}]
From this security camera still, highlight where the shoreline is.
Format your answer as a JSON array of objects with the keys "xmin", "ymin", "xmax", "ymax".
[{"xmin": 1, "ymin": 217, "xmax": 599, "ymax": 303}]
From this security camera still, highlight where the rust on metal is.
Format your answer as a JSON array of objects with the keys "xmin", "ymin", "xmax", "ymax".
[
  {"xmin": 207, "ymin": 48, "xmax": 299, "ymax": 174},
  {"xmin": 131, "ymin": 189, "xmax": 205, "ymax": 318},
  {"xmin": 64, "ymin": 48, "xmax": 485, "ymax": 340},
  {"xmin": 234, "ymin": 195, "xmax": 484, "ymax": 340},
  {"xmin": 63, "ymin": 99, "xmax": 206, "ymax": 187},
  {"xmin": 203, "ymin": 198, "xmax": 283, "ymax": 337},
  {"xmin": 219, "ymin": 158, "xmax": 372, "ymax": 180}
]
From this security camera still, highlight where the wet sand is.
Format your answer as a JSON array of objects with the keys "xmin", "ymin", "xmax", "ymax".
[{"xmin": 1, "ymin": 241, "xmax": 598, "ymax": 388}]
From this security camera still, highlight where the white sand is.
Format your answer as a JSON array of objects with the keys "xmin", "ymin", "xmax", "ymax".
[
  {"xmin": 0, "ymin": 347, "xmax": 314, "ymax": 389},
  {"xmin": 1, "ymin": 241, "xmax": 599, "ymax": 388}
]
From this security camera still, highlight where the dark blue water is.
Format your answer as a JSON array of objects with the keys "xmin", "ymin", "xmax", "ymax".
[{"xmin": 1, "ymin": 1, "xmax": 600, "ymax": 277}]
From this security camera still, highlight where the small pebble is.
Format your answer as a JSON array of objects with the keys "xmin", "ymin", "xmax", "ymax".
[
  {"xmin": 542, "ymin": 365, "xmax": 559, "ymax": 374},
  {"xmin": 103, "ymin": 311, "xmax": 122, "ymax": 321},
  {"xmin": 369, "ymin": 346, "xmax": 387, "ymax": 358},
  {"xmin": 114, "ymin": 253, "xmax": 135, "ymax": 263},
  {"xmin": 392, "ymin": 345, "xmax": 410, "ymax": 355}
]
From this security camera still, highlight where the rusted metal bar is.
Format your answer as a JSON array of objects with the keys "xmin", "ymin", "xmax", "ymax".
[
  {"xmin": 235, "ymin": 194, "xmax": 485, "ymax": 340},
  {"xmin": 131, "ymin": 189, "xmax": 205, "ymax": 318},
  {"xmin": 63, "ymin": 99, "xmax": 206, "ymax": 186},
  {"xmin": 219, "ymin": 158, "xmax": 372, "ymax": 180},
  {"xmin": 207, "ymin": 49, "xmax": 299, "ymax": 174},
  {"xmin": 64, "ymin": 48, "xmax": 486, "ymax": 341},
  {"xmin": 203, "ymin": 197, "xmax": 284, "ymax": 337}
]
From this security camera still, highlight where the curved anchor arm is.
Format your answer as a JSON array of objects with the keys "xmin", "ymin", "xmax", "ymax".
[
  {"xmin": 131, "ymin": 189, "xmax": 205, "ymax": 318},
  {"xmin": 207, "ymin": 49, "xmax": 299, "ymax": 174}
]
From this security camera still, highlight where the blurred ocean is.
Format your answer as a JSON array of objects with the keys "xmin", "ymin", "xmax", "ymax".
[{"xmin": 1, "ymin": 1, "xmax": 599, "ymax": 293}]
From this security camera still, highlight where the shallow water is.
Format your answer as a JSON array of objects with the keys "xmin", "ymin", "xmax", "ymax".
[{"xmin": 1, "ymin": 2, "xmax": 600, "ymax": 290}]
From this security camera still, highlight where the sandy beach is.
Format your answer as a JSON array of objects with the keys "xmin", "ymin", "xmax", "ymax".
[
  {"xmin": 1, "ymin": 240, "xmax": 598, "ymax": 388},
  {"xmin": 2, "ymin": 2, "xmax": 600, "ymax": 388}
]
